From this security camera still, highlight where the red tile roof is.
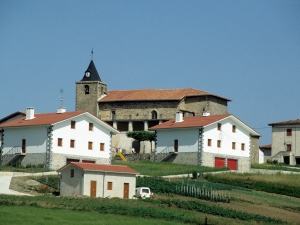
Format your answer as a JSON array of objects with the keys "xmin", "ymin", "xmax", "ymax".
[
  {"xmin": 149, "ymin": 114, "xmax": 232, "ymax": 130},
  {"xmin": 269, "ymin": 119, "xmax": 300, "ymax": 126},
  {"xmin": 0, "ymin": 111, "xmax": 87, "ymax": 128},
  {"xmin": 66, "ymin": 162, "xmax": 140, "ymax": 174},
  {"xmin": 260, "ymin": 144, "xmax": 271, "ymax": 149},
  {"xmin": 100, "ymin": 88, "xmax": 231, "ymax": 102},
  {"xmin": 0, "ymin": 111, "xmax": 26, "ymax": 124}
]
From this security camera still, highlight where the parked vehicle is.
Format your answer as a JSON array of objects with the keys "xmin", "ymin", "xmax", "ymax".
[{"xmin": 135, "ymin": 187, "xmax": 153, "ymax": 198}]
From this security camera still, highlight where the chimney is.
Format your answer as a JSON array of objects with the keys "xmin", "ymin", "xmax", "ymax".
[
  {"xmin": 57, "ymin": 107, "xmax": 66, "ymax": 114},
  {"xmin": 25, "ymin": 107, "xmax": 35, "ymax": 120},
  {"xmin": 175, "ymin": 111, "xmax": 183, "ymax": 123}
]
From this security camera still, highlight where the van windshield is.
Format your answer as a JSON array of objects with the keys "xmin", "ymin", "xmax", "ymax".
[{"xmin": 142, "ymin": 189, "xmax": 149, "ymax": 193}]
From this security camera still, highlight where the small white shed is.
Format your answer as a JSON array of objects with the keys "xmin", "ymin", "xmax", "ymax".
[{"xmin": 57, "ymin": 162, "xmax": 140, "ymax": 198}]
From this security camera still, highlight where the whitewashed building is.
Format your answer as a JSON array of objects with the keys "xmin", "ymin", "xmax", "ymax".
[
  {"xmin": 149, "ymin": 112, "xmax": 260, "ymax": 172},
  {"xmin": 0, "ymin": 107, "xmax": 119, "ymax": 169},
  {"xmin": 57, "ymin": 162, "xmax": 139, "ymax": 198}
]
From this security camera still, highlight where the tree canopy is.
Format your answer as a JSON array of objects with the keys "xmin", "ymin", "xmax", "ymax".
[{"xmin": 126, "ymin": 131, "xmax": 156, "ymax": 142}]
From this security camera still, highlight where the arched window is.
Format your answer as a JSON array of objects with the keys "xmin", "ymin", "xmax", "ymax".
[
  {"xmin": 84, "ymin": 85, "xmax": 89, "ymax": 94},
  {"xmin": 151, "ymin": 111, "xmax": 157, "ymax": 120}
]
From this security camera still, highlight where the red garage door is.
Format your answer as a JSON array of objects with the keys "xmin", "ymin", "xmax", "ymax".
[
  {"xmin": 215, "ymin": 157, "xmax": 225, "ymax": 168},
  {"xmin": 227, "ymin": 159, "xmax": 238, "ymax": 170}
]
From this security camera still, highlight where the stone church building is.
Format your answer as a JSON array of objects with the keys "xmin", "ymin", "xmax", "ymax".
[{"xmin": 76, "ymin": 60, "xmax": 259, "ymax": 162}]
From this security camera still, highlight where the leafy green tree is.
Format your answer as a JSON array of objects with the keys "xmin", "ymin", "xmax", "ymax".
[{"xmin": 126, "ymin": 131, "xmax": 156, "ymax": 152}]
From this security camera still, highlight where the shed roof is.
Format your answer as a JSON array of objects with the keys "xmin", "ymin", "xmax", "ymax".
[
  {"xmin": 268, "ymin": 119, "xmax": 300, "ymax": 126},
  {"xmin": 57, "ymin": 162, "xmax": 140, "ymax": 175}
]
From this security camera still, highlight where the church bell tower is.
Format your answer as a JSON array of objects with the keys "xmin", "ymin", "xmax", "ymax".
[{"xmin": 76, "ymin": 60, "xmax": 107, "ymax": 117}]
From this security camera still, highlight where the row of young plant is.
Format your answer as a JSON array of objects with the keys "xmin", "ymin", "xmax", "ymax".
[
  {"xmin": 176, "ymin": 185, "xmax": 230, "ymax": 203},
  {"xmin": 204, "ymin": 174, "xmax": 300, "ymax": 198},
  {"xmin": 0, "ymin": 194, "xmax": 284, "ymax": 224}
]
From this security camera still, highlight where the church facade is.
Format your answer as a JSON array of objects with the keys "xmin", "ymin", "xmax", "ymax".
[{"xmin": 75, "ymin": 60, "xmax": 259, "ymax": 163}]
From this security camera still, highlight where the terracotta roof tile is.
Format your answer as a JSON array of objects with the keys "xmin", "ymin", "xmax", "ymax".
[
  {"xmin": 100, "ymin": 88, "xmax": 231, "ymax": 102},
  {"xmin": 260, "ymin": 144, "xmax": 271, "ymax": 149},
  {"xmin": 269, "ymin": 119, "xmax": 300, "ymax": 126},
  {"xmin": 149, "ymin": 114, "xmax": 232, "ymax": 130},
  {"xmin": 0, "ymin": 111, "xmax": 87, "ymax": 128},
  {"xmin": 69, "ymin": 162, "xmax": 140, "ymax": 174}
]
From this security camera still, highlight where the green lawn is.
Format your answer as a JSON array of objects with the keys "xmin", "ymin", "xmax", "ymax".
[{"xmin": 112, "ymin": 161, "xmax": 229, "ymax": 176}]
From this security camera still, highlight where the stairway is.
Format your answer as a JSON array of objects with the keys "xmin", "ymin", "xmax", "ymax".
[
  {"xmin": 1, "ymin": 146, "xmax": 26, "ymax": 166},
  {"xmin": 155, "ymin": 146, "xmax": 177, "ymax": 162}
]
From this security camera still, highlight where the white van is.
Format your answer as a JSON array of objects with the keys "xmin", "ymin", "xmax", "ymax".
[{"xmin": 135, "ymin": 187, "xmax": 152, "ymax": 198}]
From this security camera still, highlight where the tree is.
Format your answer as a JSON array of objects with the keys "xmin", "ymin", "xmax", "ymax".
[{"xmin": 126, "ymin": 131, "xmax": 156, "ymax": 152}]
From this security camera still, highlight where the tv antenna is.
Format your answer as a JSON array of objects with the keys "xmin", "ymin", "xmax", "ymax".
[{"xmin": 59, "ymin": 88, "xmax": 64, "ymax": 108}]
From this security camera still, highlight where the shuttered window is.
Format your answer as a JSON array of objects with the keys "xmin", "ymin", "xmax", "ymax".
[
  {"xmin": 58, "ymin": 138, "xmax": 63, "ymax": 147},
  {"xmin": 241, "ymin": 143, "xmax": 245, "ymax": 151},
  {"xmin": 232, "ymin": 142, "xmax": 236, "ymax": 150},
  {"xmin": 88, "ymin": 142, "xmax": 93, "ymax": 150},
  {"xmin": 89, "ymin": 123, "xmax": 93, "ymax": 131},
  {"xmin": 107, "ymin": 182, "xmax": 113, "ymax": 190},
  {"xmin": 71, "ymin": 169, "xmax": 74, "ymax": 178},
  {"xmin": 207, "ymin": 139, "xmax": 212, "ymax": 147},
  {"xmin": 287, "ymin": 144, "xmax": 292, "ymax": 152},
  {"xmin": 70, "ymin": 140, "xmax": 75, "ymax": 148},
  {"xmin": 100, "ymin": 143, "xmax": 105, "ymax": 151},
  {"xmin": 71, "ymin": 121, "xmax": 76, "ymax": 129},
  {"xmin": 217, "ymin": 123, "xmax": 222, "ymax": 131},
  {"xmin": 287, "ymin": 129, "xmax": 292, "ymax": 136},
  {"xmin": 217, "ymin": 140, "xmax": 221, "ymax": 148},
  {"xmin": 232, "ymin": 125, "xmax": 236, "ymax": 133}
]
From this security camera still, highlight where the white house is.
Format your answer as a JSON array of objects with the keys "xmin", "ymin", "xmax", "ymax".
[
  {"xmin": 268, "ymin": 119, "xmax": 300, "ymax": 165},
  {"xmin": 0, "ymin": 107, "xmax": 120, "ymax": 170},
  {"xmin": 149, "ymin": 112, "xmax": 260, "ymax": 172},
  {"xmin": 57, "ymin": 162, "xmax": 140, "ymax": 198}
]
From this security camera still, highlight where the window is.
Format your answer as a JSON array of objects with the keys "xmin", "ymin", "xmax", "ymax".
[
  {"xmin": 217, "ymin": 123, "xmax": 222, "ymax": 131},
  {"xmin": 217, "ymin": 140, "xmax": 221, "ymax": 148},
  {"xmin": 287, "ymin": 129, "xmax": 292, "ymax": 136},
  {"xmin": 89, "ymin": 123, "xmax": 93, "ymax": 131},
  {"xmin": 84, "ymin": 85, "xmax": 89, "ymax": 94},
  {"xmin": 107, "ymin": 182, "xmax": 112, "ymax": 190},
  {"xmin": 58, "ymin": 138, "xmax": 63, "ymax": 147},
  {"xmin": 100, "ymin": 143, "xmax": 105, "ymax": 151},
  {"xmin": 151, "ymin": 111, "xmax": 157, "ymax": 119},
  {"xmin": 241, "ymin": 143, "xmax": 245, "ymax": 151},
  {"xmin": 112, "ymin": 111, "xmax": 116, "ymax": 120},
  {"xmin": 286, "ymin": 144, "xmax": 292, "ymax": 152},
  {"xmin": 232, "ymin": 125, "xmax": 236, "ymax": 133},
  {"xmin": 88, "ymin": 142, "xmax": 93, "ymax": 150},
  {"xmin": 207, "ymin": 139, "xmax": 212, "ymax": 147},
  {"xmin": 71, "ymin": 169, "xmax": 74, "ymax": 178},
  {"xmin": 71, "ymin": 121, "xmax": 76, "ymax": 129},
  {"xmin": 232, "ymin": 142, "xmax": 236, "ymax": 150},
  {"xmin": 70, "ymin": 140, "xmax": 75, "ymax": 148}
]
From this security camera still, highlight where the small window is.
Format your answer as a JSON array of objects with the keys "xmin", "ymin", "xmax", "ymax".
[
  {"xmin": 286, "ymin": 144, "xmax": 292, "ymax": 152},
  {"xmin": 107, "ymin": 182, "xmax": 112, "ymax": 190},
  {"xmin": 287, "ymin": 129, "xmax": 292, "ymax": 136},
  {"xmin": 88, "ymin": 142, "xmax": 93, "ymax": 150},
  {"xmin": 112, "ymin": 111, "xmax": 116, "ymax": 120},
  {"xmin": 232, "ymin": 142, "xmax": 236, "ymax": 150},
  {"xmin": 84, "ymin": 85, "xmax": 89, "ymax": 94},
  {"xmin": 232, "ymin": 125, "xmax": 236, "ymax": 133},
  {"xmin": 100, "ymin": 143, "xmax": 105, "ymax": 151},
  {"xmin": 71, "ymin": 169, "xmax": 74, "ymax": 178},
  {"xmin": 151, "ymin": 111, "xmax": 157, "ymax": 120},
  {"xmin": 58, "ymin": 138, "xmax": 63, "ymax": 147},
  {"xmin": 89, "ymin": 123, "xmax": 93, "ymax": 131},
  {"xmin": 71, "ymin": 121, "xmax": 76, "ymax": 129},
  {"xmin": 217, "ymin": 123, "xmax": 222, "ymax": 131},
  {"xmin": 207, "ymin": 139, "xmax": 212, "ymax": 147},
  {"xmin": 70, "ymin": 140, "xmax": 75, "ymax": 148},
  {"xmin": 217, "ymin": 140, "xmax": 221, "ymax": 148},
  {"xmin": 241, "ymin": 143, "xmax": 245, "ymax": 151}
]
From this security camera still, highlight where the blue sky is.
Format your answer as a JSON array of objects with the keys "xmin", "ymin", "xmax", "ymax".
[{"xmin": 1, "ymin": 0, "xmax": 299, "ymax": 145}]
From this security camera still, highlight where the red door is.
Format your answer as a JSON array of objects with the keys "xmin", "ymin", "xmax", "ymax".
[
  {"xmin": 215, "ymin": 157, "xmax": 225, "ymax": 168},
  {"xmin": 227, "ymin": 159, "xmax": 238, "ymax": 170}
]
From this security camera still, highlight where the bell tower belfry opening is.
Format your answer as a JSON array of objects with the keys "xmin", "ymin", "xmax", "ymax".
[{"xmin": 76, "ymin": 60, "xmax": 107, "ymax": 117}]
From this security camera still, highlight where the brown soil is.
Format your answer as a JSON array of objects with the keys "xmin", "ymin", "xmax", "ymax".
[{"xmin": 9, "ymin": 176, "xmax": 55, "ymax": 196}]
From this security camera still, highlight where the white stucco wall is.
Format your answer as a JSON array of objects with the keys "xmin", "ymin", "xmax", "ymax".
[
  {"xmin": 203, "ymin": 117, "xmax": 251, "ymax": 158},
  {"xmin": 52, "ymin": 114, "xmax": 112, "ymax": 159},
  {"xmin": 2, "ymin": 126, "xmax": 47, "ymax": 154},
  {"xmin": 60, "ymin": 165, "xmax": 83, "ymax": 196},
  {"xmin": 156, "ymin": 128, "xmax": 198, "ymax": 153}
]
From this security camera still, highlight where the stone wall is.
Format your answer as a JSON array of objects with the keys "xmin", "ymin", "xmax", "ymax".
[{"xmin": 18, "ymin": 153, "xmax": 46, "ymax": 167}]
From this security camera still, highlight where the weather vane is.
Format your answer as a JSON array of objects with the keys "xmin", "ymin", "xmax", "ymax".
[
  {"xmin": 60, "ymin": 88, "xmax": 64, "ymax": 107},
  {"xmin": 91, "ymin": 48, "xmax": 94, "ymax": 60}
]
